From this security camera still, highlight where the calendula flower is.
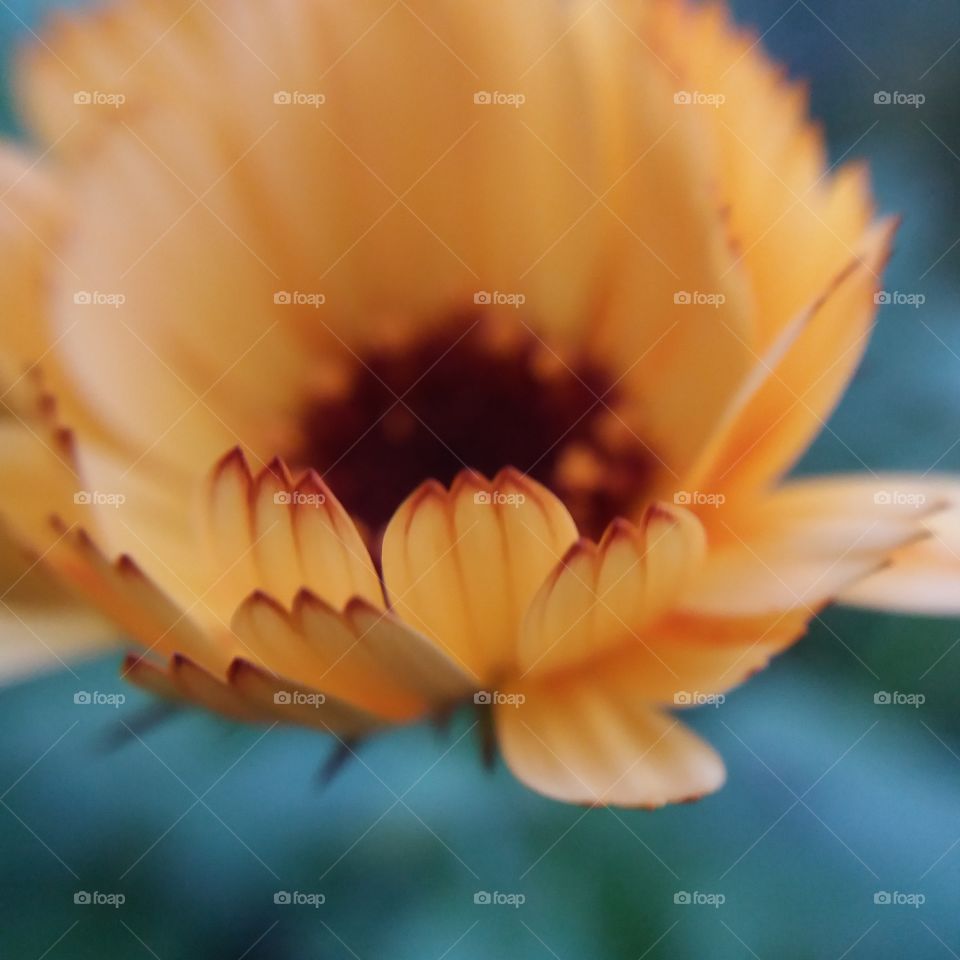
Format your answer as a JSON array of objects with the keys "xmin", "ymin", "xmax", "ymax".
[{"xmin": 1, "ymin": 0, "xmax": 957, "ymax": 807}]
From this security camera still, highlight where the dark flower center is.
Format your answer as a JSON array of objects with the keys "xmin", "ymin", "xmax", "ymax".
[{"xmin": 292, "ymin": 314, "xmax": 653, "ymax": 538}]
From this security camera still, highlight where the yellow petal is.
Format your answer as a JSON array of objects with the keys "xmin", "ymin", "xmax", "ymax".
[
  {"xmin": 0, "ymin": 602, "xmax": 110, "ymax": 684},
  {"xmin": 583, "ymin": 2, "xmax": 756, "ymax": 484},
  {"xmin": 382, "ymin": 468, "xmax": 578, "ymax": 681},
  {"xmin": 227, "ymin": 658, "xmax": 382, "ymax": 737},
  {"xmin": 0, "ymin": 147, "xmax": 63, "ymax": 371},
  {"xmin": 124, "ymin": 651, "xmax": 381, "ymax": 737},
  {"xmin": 204, "ymin": 448, "xmax": 382, "ymax": 617},
  {"xmin": 647, "ymin": 0, "xmax": 874, "ymax": 347},
  {"xmin": 690, "ymin": 223, "xmax": 895, "ymax": 495},
  {"xmin": 229, "ymin": 590, "xmax": 476, "ymax": 722},
  {"xmin": 18, "ymin": 0, "xmax": 627, "ymax": 481},
  {"xmin": 819, "ymin": 478, "xmax": 960, "ymax": 616},
  {"xmin": 572, "ymin": 607, "xmax": 811, "ymax": 707},
  {"xmin": 44, "ymin": 525, "xmax": 218, "ymax": 672},
  {"xmin": 518, "ymin": 504, "xmax": 706, "ymax": 676},
  {"xmin": 496, "ymin": 671, "xmax": 725, "ymax": 807},
  {"xmin": 684, "ymin": 474, "xmax": 939, "ymax": 616}
]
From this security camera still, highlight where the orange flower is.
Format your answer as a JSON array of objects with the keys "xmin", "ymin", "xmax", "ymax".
[{"xmin": 0, "ymin": 0, "xmax": 957, "ymax": 806}]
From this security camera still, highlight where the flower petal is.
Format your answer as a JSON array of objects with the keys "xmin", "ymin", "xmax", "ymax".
[
  {"xmin": 204, "ymin": 449, "xmax": 382, "ymax": 617},
  {"xmin": 19, "ymin": 0, "xmax": 624, "ymax": 478},
  {"xmin": 648, "ymin": 0, "xmax": 875, "ymax": 347},
  {"xmin": 227, "ymin": 659, "xmax": 381, "ymax": 737},
  {"xmin": 0, "ymin": 146, "xmax": 63, "ymax": 373},
  {"xmin": 517, "ymin": 504, "xmax": 706, "ymax": 676},
  {"xmin": 683, "ymin": 475, "xmax": 940, "ymax": 616},
  {"xmin": 124, "ymin": 653, "xmax": 381, "ymax": 737},
  {"xmin": 689, "ymin": 224, "xmax": 894, "ymax": 495},
  {"xmin": 578, "ymin": 607, "xmax": 812, "ymax": 707},
  {"xmin": 825, "ymin": 479, "xmax": 960, "ymax": 616},
  {"xmin": 45, "ymin": 524, "xmax": 219, "ymax": 671},
  {"xmin": 229, "ymin": 590, "xmax": 476, "ymax": 722},
  {"xmin": 381, "ymin": 468, "xmax": 578, "ymax": 681},
  {"xmin": 583, "ymin": 3, "xmax": 757, "ymax": 483},
  {"xmin": 495, "ymin": 671, "xmax": 725, "ymax": 807},
  {"xmin": 0, "ymin": 599, "xmax": 110, "ymax": 684}
]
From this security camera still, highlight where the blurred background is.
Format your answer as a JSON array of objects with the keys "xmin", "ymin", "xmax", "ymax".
[{"xmin": 2, "ymin": 0, "xmax": 960, "ymax": 957}]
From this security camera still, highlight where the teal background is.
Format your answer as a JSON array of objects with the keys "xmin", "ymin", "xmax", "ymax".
[{"xmin": 2, "ymin": 1, "xmax": 960, "ymax": 957}]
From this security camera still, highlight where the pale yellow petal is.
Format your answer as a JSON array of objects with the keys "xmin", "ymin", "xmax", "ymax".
[
  {"xmin": 684, "ymin": 474, "xmax": 938, "ymax": 616},
  {"xmin": 496, "ymin": 671, "xmax": 725, "ymax": 807},
  {"xmin": 518, "ymin": 504, "xmax": 706, "ymax": 676},
  {"xmin": 204, "ymin": 449, "xmax": 382, "ymax": 617},
  {"xmin": 382, "ymin": 468, "xmax": 578, "ymax": 681},
  {"xmin": 229, "ymin": 590, "xmax": 475, "ymax": 721}
]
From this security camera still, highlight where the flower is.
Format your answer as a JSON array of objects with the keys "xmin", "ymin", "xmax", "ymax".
[{"xmin": 0, "ymin": 0, "xmax": 957, "ymax": 807}]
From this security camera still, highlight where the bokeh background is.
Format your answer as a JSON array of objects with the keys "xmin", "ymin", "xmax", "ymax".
[{"xmin": 2, "ymin": 0, "xmax": 960, "ymax": 957}]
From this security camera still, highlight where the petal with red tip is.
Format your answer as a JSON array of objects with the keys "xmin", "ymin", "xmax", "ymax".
[
  {"xmin": 517, "ymin": 504, "xmax": 706, "ymax": 677},
  {"xmin": 381, "ymin": 469, "xmax": 578, "ymax": 681}
]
